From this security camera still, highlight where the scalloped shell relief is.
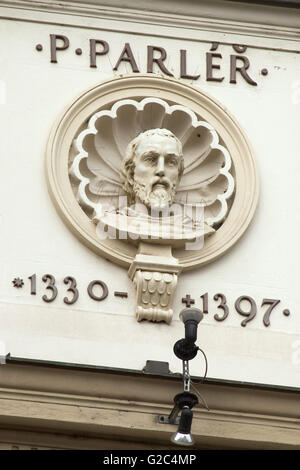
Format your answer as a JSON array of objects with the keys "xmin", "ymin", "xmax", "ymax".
[{"xmin": 69, "ymin": 97, "xmax": 235, "ymax": 231}]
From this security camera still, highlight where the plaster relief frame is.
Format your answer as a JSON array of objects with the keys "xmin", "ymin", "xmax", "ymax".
[{"xmin": 46, "ymin": 74, "xmax": 259, "ymax": 270}]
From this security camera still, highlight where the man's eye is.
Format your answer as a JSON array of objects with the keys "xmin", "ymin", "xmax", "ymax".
[
  {"xmin": 144, "ymin": 155, "xmax": 156, "ymax": 164},
  {"xmin": 168, "ymin": 158, "xmax": 178, "ymax": 166}
]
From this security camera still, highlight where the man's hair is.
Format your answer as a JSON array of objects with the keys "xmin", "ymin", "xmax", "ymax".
[{"xmin": 120, "ymin": 128, "xmax": 184, "ymax": 204}]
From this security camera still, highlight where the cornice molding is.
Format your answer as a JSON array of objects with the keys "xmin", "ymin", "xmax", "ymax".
[
  {"xmin": 0, "ymin": 0, "xmax": 299, "ymax": 52},
  {"xmin": 0, "ymin": 361, "xmax": 299, "ymax": 449}
]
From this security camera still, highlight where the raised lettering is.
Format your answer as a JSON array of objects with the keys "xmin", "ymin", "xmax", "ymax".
[
  {"xmin": 206, "ymin": 52, "xmax": 224, "ymax": 82},
  {"xmin": 113, "ymin": 43, "xmax": 139, "ymax": 73},
  {"xmin": 90, "ymin": 39, "xmax": 109, "ymax": 68},
  {"xmin": 180, "ymin": 50, "xmax": 200, "ymax": 80},
  {"xmin": 230, "ymin": 55, "xmax": 257, "ymax": 86},
  {"xmin": 147, "ymin": 46, "xmax": 173, "ymax": 77},
  {"xmin": 50, "ymin": 34, "xmax": 69, "ymax": 63}
]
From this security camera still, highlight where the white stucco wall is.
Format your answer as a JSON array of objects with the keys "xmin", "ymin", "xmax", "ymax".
[{"xmin": 0, "ymin": 0, "xmax": 299, "ymax": 387}]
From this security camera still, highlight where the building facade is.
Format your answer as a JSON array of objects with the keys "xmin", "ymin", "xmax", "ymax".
[{"xmin": 0, "ymin": 0, "xmax": 299, "ymax": 449}]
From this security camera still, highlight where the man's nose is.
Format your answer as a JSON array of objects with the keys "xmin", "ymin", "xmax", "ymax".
[{"xmin": 155, "ymin": 156, "xmax": 165, "ymax": 177}]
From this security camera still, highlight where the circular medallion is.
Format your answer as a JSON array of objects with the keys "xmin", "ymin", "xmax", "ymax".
[{"xmin": 46, "ymin": 74, "xmax": 259, "ymax": 270}]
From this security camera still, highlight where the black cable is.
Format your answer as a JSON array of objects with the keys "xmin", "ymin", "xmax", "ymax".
[
  {"xmin": 197, "ymin": 347, "xmax": 208, "ymax": 382},
  {"xmin": 189, "ymin": 347, "xmax": 210, "ymax": 411},
  {"xmin": 190, "ymin": 381, "xmax": 210, "ymax": 411}
]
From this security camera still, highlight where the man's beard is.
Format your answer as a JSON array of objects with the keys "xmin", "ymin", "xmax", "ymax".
[{"xmin": 133, "ymin": 180, "xmax": 177, "ymax": 211}]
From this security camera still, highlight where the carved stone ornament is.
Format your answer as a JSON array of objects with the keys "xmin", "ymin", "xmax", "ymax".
[
  {"xmin": 69, "ymin": 97, "xmax": 234, "ymax": 231},
  {"xmin": 128, "ymin": 243, "xmax": 181, "ymax": 324},
  {"xmin": 46, "ymin": 75, "xmax": 259, "ymax": 323}
]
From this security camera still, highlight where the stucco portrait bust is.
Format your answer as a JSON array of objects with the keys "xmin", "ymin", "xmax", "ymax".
[
  {"xmin": 68, "ymin": 95, "xmax": 235, "ymax": 249},
  {"xmin": 98, "ymin": 127, "xmax": 215, "ymax": 246}
]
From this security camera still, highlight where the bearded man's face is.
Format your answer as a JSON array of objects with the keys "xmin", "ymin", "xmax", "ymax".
[{"xmin": 132, "ymin": 133, "xmax": 181, "ymax": 210}]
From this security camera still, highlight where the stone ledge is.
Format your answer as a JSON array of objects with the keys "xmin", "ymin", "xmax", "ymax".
[{"xmin": 0, "ymin": 359, "xmax": 299, "ymax": 449}]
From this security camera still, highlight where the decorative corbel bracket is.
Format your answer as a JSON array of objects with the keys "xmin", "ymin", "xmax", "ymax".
[{"xmin": 128, "ymin": 243, "xmax": 182, "ymax": 324}]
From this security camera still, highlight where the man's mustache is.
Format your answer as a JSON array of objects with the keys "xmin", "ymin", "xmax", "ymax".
[{"xmin": 151, "ymin": 177, "xmax": 170, "ymax": 190}]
